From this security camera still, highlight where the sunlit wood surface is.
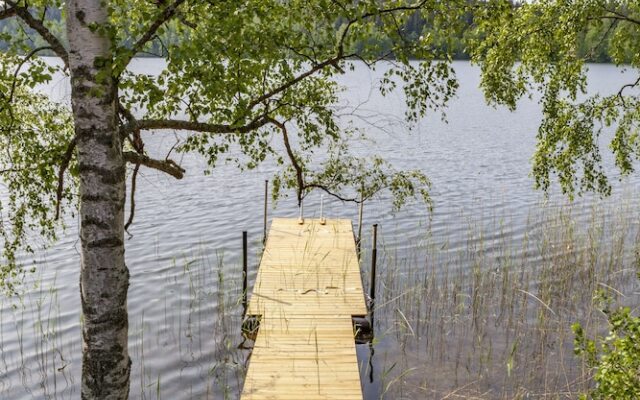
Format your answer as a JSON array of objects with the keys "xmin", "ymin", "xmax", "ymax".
[{"xmin": 242, "ymin": 218, "xmax": 366, "ymax": 399}]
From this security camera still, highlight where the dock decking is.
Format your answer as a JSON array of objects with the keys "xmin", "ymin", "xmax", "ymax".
[{"xmin": 242, "ymin": 218, "xmax": 367, "ymax": 399}]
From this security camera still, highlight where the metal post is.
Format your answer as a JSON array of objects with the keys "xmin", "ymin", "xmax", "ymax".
[
  {"xmin": 242, "ymin": 231, "xmax": 248, "ymax": 316},
  {"xmin": 356, "ymin": 186, "xmax": 364, "ymax": 257},
  {"xmin": 369, "ymin": 224, "xmax": 378, "ymax": 329},
  {"xmin": 263, "ymin": 180, "xmax": 268, "ymax": 245}
]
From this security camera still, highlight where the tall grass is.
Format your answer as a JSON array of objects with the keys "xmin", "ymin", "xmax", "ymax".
[
  {"xmin": 365, "ymin": 198, "xmax": 640, "ymax": 399},
  {"xmin": 0, "ymin": 245, "xmax": 254, "ymax": 400}
]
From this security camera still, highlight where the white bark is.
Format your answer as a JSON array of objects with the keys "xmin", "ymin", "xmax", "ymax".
[{"xmin": 67, "ymin": 1, "xmax": 130, "ymax": 399}]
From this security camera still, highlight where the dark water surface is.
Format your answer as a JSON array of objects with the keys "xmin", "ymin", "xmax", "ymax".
[{"xmin": 1, "ymin": 60, "xmax": 639, "ymax": 399}]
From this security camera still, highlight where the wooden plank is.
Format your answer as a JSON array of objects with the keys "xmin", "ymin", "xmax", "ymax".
[
  {"xmin": 243, "ymin": 317, "xmax": 362, "ymax": 399},
  {"xmin": 241, "ymin": 218, "xmax": 366, "ymax": 400}
]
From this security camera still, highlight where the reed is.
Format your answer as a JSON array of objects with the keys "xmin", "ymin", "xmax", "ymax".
[{"xmin": 366, "ymin": 198, "xmax": 640, "ymax": 399}]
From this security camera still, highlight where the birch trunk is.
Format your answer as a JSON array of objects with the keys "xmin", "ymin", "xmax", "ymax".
[{"xmin": 67, "ymin": 1, "xmax": 131, "ymax": 398}]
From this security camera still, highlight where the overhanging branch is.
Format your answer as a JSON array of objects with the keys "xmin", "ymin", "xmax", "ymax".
[
  {"xmin": 616, "ymin": 75, "xmax": 640, "ymax": 107},
  {"xmin": 304, "ymin": 183, "xmax": 360, "ymax": 203},
  {"xmin": 130, "ymin": 116, "xmax": 270, "ymax": 135},
  {"xmin": 245, "ymin": 1, "xmax": 429, "ymax": 112},
  {"xmin": 268, "ymin": 117, "xmax": 305, "ymax": 205},
  {"xmin": 247, "ymin": 56, "xmax": 346, "ymax": 110}
]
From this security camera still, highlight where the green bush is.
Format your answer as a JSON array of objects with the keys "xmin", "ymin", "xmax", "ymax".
[{"xmin": 573, "ymin": 304, "xmax": 640, "ymax": 399}]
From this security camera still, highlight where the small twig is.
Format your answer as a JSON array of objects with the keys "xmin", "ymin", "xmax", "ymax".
[
  {"xmin": 587, "ymin": 19, "xmax": 618, "ymax": 60},
  {"xmin": 8, "ymin": 46, "xmax": 53, "ymax": 103},
  {"xmin": 152, "ymin": 34, "xmax": 169, "ymax": 57},
  {"xmin": 39, "ymin": 6, "xmax": 47, "ymax": 24},
  {"xmin": 165, "ymin": 133, "xmax": 181, "ymax": 161},
  {"xmin": 303, "ymin": 183, "xmax": 361, "ymax": 203},
  {"xmin": 246, "ymin": 55, "xmax": 346, "ymax": 110}
]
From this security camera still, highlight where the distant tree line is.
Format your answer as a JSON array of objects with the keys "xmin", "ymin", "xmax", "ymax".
[{"xmin": 0, "ymin": 2, "xmax": 630, "ymax": 63}]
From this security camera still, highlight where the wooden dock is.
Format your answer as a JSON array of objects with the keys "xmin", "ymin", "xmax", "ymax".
[{"xmin": 242, "ymin": 218, "xmax": 367, "ymax": 399}]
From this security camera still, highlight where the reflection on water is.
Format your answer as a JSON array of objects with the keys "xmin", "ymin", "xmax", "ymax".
[
  {"xmin": 1, "ymin": 60, "xmax": 639, "ymax": 399},
  {"xmin": 359, "ymin": 343, "xmax": 381, "ymax": 399}
]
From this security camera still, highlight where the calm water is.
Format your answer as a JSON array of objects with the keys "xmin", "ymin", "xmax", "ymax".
[{"xmin": 1, "ymin": 60, "xmax": 638, "ymax": 399}]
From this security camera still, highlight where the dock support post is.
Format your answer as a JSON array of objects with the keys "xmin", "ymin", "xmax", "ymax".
[
  {"xmin": 369, "ymin": 224, "xmax": 378, "ymax": 330},
  {"xmin": 263, "ymin": 180, "xmax": 268, "ymax": 245},
  {"xmin": 242, "ymin": 231, "xmax": 248, "ymax": 316},
  {"xmin": 356, "ymin": 186, "xmax": 364, "ymax": 258}
]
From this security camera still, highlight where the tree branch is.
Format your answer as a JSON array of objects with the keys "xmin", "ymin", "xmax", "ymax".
[
  {"xmin": 118, "ymin": 100, "xmax": 148, "ymax": 232},
  {"xmin": 268, "ymin": 117, "xmax": 305, "ymax": 205},
  {"xmin": 9, "ymin": 46, "xmax": 53, "ymax": 103},
  {"xmin": 617, "ymin": 75, "xmax": 640, "ymax": 107},
  {"xmin": 245, "ymin": 1, "xmax": 429, "ymax": 112},
  {"xmin": 116, "ymin": 0, "xmax": 188, "ymax": 75},
  {"xmin": 587, "ymin": 18, "xmax": 618, "ymax": 60},
  {"xmin": 7, "ymin": 1, "xmax": 69, "ymax": 67},
  {"xmin": 0, "ymin": 5, "xmax": 17, "ymax": 20},
  {"xmin": 246, "ymin": 56, "xmax": 345, "ymax": 110},
  {"xmin": 123, "ymin": 151, "xmax": 185, "ymax": 179},
  {"xmin": 130, "ymin": 116, "xmax": 271, "ymax": 135},
  {"xmin": 304, "ymin": 183, "xmax": 360, "ymax": 203},
  {"xmin": 118, "ymin": 102, "xmax": 137, "ymax": 126},
  {"xmin": 601, "ymin": 7, "xmax": 640, "ymax": 26}
]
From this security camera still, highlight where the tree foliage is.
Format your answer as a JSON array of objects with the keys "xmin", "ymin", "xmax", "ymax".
[
  {"xmin": 0, "ymin": 53, "xmax": 75, "ymax": 291},
  {"xmin": 470, "ymin": 2, "xmax": 640, "ymax": 398},
  {"xmin": 0, "ymin": 0, "xmax": 472, "ymax": 292},
  {"xmin": 471, "ymin": 0, "xmax": 640, "ymax": 199},
  {"xmin": 573, "ymin": 294, "xmax": 640, "ymax": 400}
]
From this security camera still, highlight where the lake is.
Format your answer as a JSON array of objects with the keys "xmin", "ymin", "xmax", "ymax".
[{"xmin": 1, "ymin": 60, "xmax": 639, "ymax": 399}]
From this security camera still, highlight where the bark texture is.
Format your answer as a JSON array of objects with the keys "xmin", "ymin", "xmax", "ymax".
[{"xmin": 67, "ymin": 1, "xmax": 131, "ymax": 398}]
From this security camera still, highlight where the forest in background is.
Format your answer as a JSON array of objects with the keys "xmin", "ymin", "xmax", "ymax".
[{"xmin": 0, "ymin": 3, "xmax": 629, "ymax": 63}]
